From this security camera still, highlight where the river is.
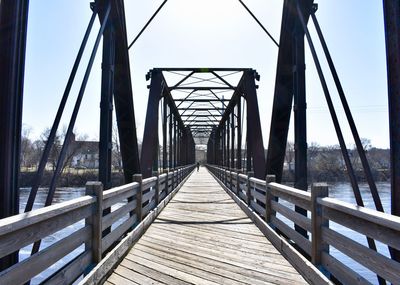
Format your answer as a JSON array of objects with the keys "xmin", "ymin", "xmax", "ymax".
[{"xmin": 18, "ymin": 182, "xmax": 391, "ymax": 284}]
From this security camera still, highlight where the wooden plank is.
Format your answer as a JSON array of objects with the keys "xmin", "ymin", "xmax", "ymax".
[
  {"xmin": 271, "ymin": 216, "xmax": 312, "ymax": 256},
  {"xmin": 104, "ymin": 168, "xmax": 314, "ymax": 285},
  {"xmin": 249, "ymin": 177, "xmax": 266, "ymax": 190},
  {"xmin": 209, "ymin": 169, "xmax": 331, "ymax": 285},
  {"xmin": 319, "ymin": 197, "xmax": 400, "ymax": 231},
  {"xmin": 103, "ymin": 182, "xmax": 139, "ymax": 210},
  {"xmin": 0, "ymin": 204, "xmax": 93, "ymax": 258},
  {"xmin": 120, "ymin": 259, "xmax": 191, "ymax": 285},
  {"xmin": 79, "ymin": 172, "xmax": 188, "ymax": 285},
  {"xmin": 142, "ymin": 188, "xmax": 155, "ymax": 204},
  {"xmin": 43, "ymin": 251, "xmax": 92, "ymax": 285},
  {"xmin": 115, "ymin": 264, "xmax": 164, "ymax": 284},
  {"xmin": 311, "ymin": 184, "xmax": 328, "ymax": 266},
  {"xmin": 321, "ymin": 252, "xmax": 371, "ymax": 285},
  {"xmin": 128, "ymin": 250, "xmax": 253, "ymax": 285},
  {"xmin": 102, "ymin": 199, "xmax": 137, "ymax": 230},
  {"xmin": 108, "ymin": 272, "xmax": 139, "ymax": 285},
  {"xmin": 269, "ymin": 182, "xmax": 311, "ymax": 211},
  {"xmin": 0, "ymin": 195, "xmax": 94, "ymax": 235},
  {"xmin": 250, "ymin": 200, "xmax": 266, "ymax": 217},
  {"xmin": 0, "ymin": 226, "xmax": 91, "ymax": 285},
  {"xmin": 144, "ymin": 224, "xmax": 281, "ymax": 255},
  {"xmin": 142, "ymin": 177, "xmax": 157, "ymax": 190},
  {"xmin": 125, "ymin": 254, "xmax": 220, "ymax": 285},
  {"xmin": 271, "ymin": 200, "xmax": 311, "ymax": 232},
  {"xmin": 141, "ymin": 229, "xmax": 294, "ymax": 270},
  {"xmin": 135, "ymin": 240, "xmax": 298, "ymax": 285},
  {"xmin": 102, "ymin": 214, "xmax": 137, "ymax": 253},
  {"xmin": 142, "ymin": 200, "xmax": 156, "ymax": 217},
  {"xmin": 322, "ymin": 227, "xmax": 400, "ymax": 284},
  {"xmin": 322, "ymin": 203, "xmax": 400, "ymax": 251},
  {"xmin": 251, "ymin": 188, "xmax": 266, "ymax": 203}
]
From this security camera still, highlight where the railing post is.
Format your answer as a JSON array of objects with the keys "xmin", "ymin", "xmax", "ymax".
[
  {"xmin": 85, "ymin": 181, "xmax": 103, "ymax": 263},
  {"xmin": 223, "ymin": 168, "xmax": 227, "ymax": 185},
  {"xmin": 171, "ymin": 168, "xmax": 175, "ymax": 190},
  {"xmin": 265, "ymin": 175, "xmax": 276, "ymax": 223},
  {"xmin": 311, "ymin": 183, "xmax": 329, "ymax": 266},
  {"xmin": 246, "ymin": 171, "xmax": 254, "ymax": 205},
  {"xmin": 133, "ymin": 174, "xmax": 143, "ymax": 223},
  {"xmin": 165, "ymin": 170, "xmax": 169, "ymax": 194},
  {"xmin": 153, "ymin": 171, "xmax": 159, "ymax": 205},
  {"xmin": 230, "ymin": 169, "xmax": 233, "ymax": 190},
  {"xmin": 236, "ymin": 170, "xmax": 240, "ymax": 195}
]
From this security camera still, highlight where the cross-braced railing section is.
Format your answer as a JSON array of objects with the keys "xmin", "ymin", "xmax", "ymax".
[
  {"xmin": 0, "ymin": 165, "xmax": 195, "ymax": 284},
  {"xmin": 207, "ymin": 165, "xmax": 400, "ymax": 285}
]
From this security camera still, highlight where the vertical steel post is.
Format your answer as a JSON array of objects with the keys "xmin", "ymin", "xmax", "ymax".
[
  {"xmin": 99, "ymin": 23, "xmax": 115, "ymax": 191},
  {"xmin": 174, "ymin": 117, "xmax": 177, "ymax": 167},
  {"xmin": 231, "ymin": 111, "xmax": 235, "ymax": 169},
  {"xmin": 0, "ymin": 0, "xmax": 29, "ymax": 269},
  {"xmin": 293, "ymin": 19, "xmax": 308, "ymax": 237},
  {"xmin": 237, "ymin": 98, "xmax": 242, "ymax": 170},
  {"xmin": 227, "ymin": 116, "xmax": 230, "ymax": 168},
  {"xmin": 163, "ymin": 97, "xmax": 167, "ymax": 170},
  {"xmin": 383, "ymin": 1, "xmax": 400, "ymax": 215},
  {"xmin": 383, "ymin": 0, "xmax": 400, "ymax": 261},
  {"xmin": 141, "ymin": 70, "xmax": 163, "ymax": 178},
  {"xmin": 169, "ymin": 112, "xmax": 173, "ymax": 169},
  {"xmin": 99, "ymin": 20, "xmax": 115, "ymax": 236},
  {"xmin": 243, "ymin": 70, "xmax": 266, "ymax": 179}
]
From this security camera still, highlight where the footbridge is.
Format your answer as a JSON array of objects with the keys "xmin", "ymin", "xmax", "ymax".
[{"xmin": 1, "ymin": 1, "xmax": 400, "ymax": 285}]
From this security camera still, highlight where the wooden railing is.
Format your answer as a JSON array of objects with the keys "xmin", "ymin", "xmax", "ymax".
[
  {"xmin": 207, "ymin": 165, "xmax": 400, "ymax": 285},
  {"xmin": 0, "ymin": 165, "xmax": 195, "ymax": 285}
]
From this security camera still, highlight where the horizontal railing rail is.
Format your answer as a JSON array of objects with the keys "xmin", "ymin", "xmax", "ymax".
[
  {"xmin": 207, "ymin": 164, "xmax": 400, "ymax": 285},
  {"xmin": 0, "ymin": 164, "xmax": 195, "ymax": 285}
]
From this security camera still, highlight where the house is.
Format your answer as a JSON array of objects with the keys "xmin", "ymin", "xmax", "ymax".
[{"xmin": 69, "ymin": 134, "xmax": 99, "ymax": 169}]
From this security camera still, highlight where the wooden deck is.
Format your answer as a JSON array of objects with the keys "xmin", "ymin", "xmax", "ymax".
[{"xmin": 105, "ymin": 167, "xmax": 308, "ymax": 285}]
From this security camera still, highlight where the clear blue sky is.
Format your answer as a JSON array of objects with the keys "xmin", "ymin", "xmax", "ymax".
[{"xmin": 23, "ymin": 0, "xmax": 389, "ymax": 148}]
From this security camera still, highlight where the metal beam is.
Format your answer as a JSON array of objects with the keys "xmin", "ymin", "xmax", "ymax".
[
  {"xmin": 141, "ymin": 70, "xmax": 163, "ymax": 177},
  {"xmin": 99, "ymin": 22, "xmax": 115, "ymax": 191},
  {"xmin": 0, "ymin": 0, "xmax": 29, "ymax": 269},
  {"xmin": 170, "ymin": 86, "xmax": 235, "ymax": 91},
  {"xmin": 266, "ymin": 0, "xmax": 314, "ymax": 182},
  {"xmin": 243, "ymin": 70, "xmax": 265, "ymax": 179},
  {"xmin": 383, "ymin": 0, "xmax": 400, "ymax": 218},
  {"xmin": 109, "ymin": 0, "xmax": 141, "ymax": 181},
  {"xmin": 383, "ymin": 0, "xmax": 400, "ymax": 261}
]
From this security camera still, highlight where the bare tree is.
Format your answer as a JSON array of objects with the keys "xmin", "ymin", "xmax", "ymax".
[
  {"xmin": 285, "ymin": 141, "xmax": 295, "ymax": 172},
  {"xmin": 112, "ymin": 122, "xmax": 122, "ymax": 172}
]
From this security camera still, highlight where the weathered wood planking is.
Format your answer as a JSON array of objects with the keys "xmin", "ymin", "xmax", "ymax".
[{"xmin": 106, "ymin": 167, "xmax": 309, "ymax": 285}]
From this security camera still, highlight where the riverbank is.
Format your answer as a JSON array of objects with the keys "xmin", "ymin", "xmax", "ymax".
[
  {"xmin": 19, "ymin": 170, "xmax": 124, "ymax": 188},
  {"xmin": 282, "ymin": 168, "xmax": 390, "ymax": 183}
]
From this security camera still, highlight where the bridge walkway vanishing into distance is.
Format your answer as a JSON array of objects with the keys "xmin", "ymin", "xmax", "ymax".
[
  {"xmin": 1, "ymin": 0, "xmax": 400, "ymax": 285},
  {"xmin": 104, "ymin": 167, "xmax": 308, "ymax": 285}
]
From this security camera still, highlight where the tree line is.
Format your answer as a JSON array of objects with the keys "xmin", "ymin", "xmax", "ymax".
[{"xmin": 284, "ymin": 139, "xmax": 390, "ymax": 182}]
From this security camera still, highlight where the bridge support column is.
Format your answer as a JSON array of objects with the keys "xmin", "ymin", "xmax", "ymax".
[
  {"xmin": 237, "ymin": 97, "xmax": 242, "ymax": 171},
  {"xmin": 162, "ymin": 97, "xmax": 168, "ymax": 170},
  {"xmin": 383, "ymin": 0, "xmax": 400, "ymax": 261},
  {"xmin": 141, "ymin": 70, "xmax": 163, "ymax": 178},
  {"xmin": 0, "ymin": 0, "xmax": 29, "ymax": 269},
  {"xmin": 99, "ymin": 21, "xmax": 115, "ymax": 191},
  {"xmin": 243, "ymin": 70, "xmax": 266, "ymax": 179},
  {"xmin": 293, "ymin": 17, "xmax": 308, "ymax": 238}
]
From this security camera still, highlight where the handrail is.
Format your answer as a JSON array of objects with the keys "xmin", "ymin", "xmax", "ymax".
[
  {"xmin": 0, "ymin": 164, "xmax": 195, "ymax": 285},
  {"xmin": 206, "ymin": 164, "xmax": 400, "ymax": 285}
]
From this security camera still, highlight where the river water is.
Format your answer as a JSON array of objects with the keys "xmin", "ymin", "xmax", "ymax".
[{"xmin": 18, "ymin": 182, "xmax": 391, "ymax": 284}]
